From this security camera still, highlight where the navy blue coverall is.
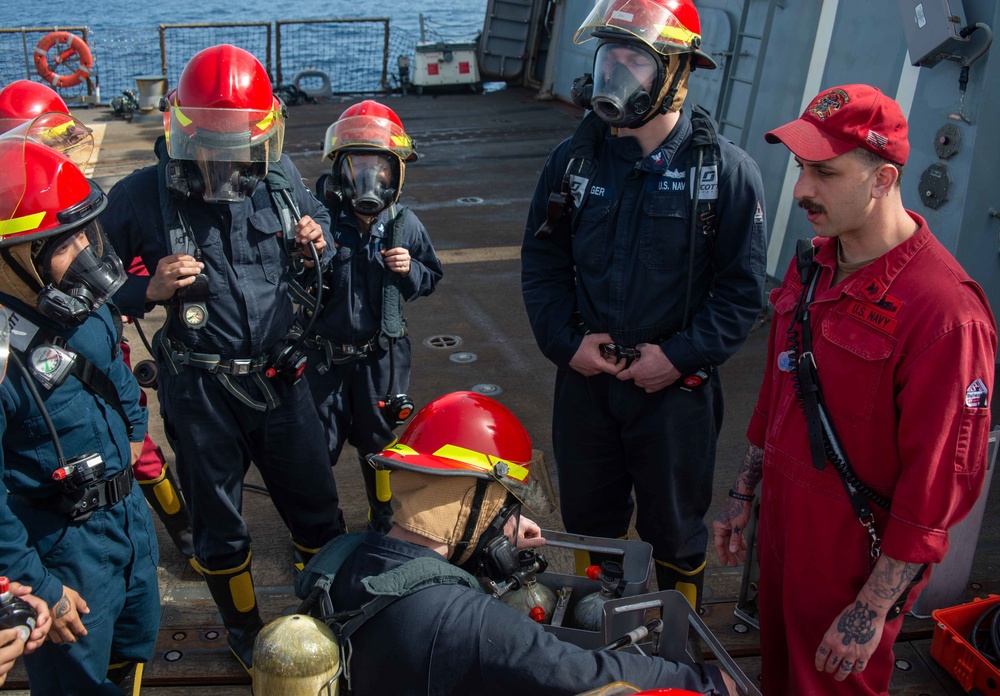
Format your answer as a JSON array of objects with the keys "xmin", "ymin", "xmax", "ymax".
[
  {"xmin": 0, "ymin": 300, "xmax": 160, "ymax": 694},
  {"xmin": 521, "ymin": 112, "xmax": 767, "ymax": 577},
  {"xmin": 327, "ymin": 532, "xmax": 729, "ymax": 695},
  {"xmin": 304, "ymin": 204, "xmax": 441, "ymax": 532},
  {"xmin": 100, "ymin": 151, "xmax": 346, "ymax": 571}
]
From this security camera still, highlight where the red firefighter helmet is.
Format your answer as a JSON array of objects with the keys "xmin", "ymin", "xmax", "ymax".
[
  {"xmin": 323, "ymin": 99, "xmax": 417, "ymax": 164},
  {"xmin": 162, "ymin": 44, "xmax": 285, "ymax": 164},
  {"xmin": 0, "ymin": 134, "xmax": 124, "ymax": 327},
  {"xmin": 0, "ymin": 137, "xmax": 104, "ymax": 249},
  {"xmin": 370, "ymin": 391, "xmax": 555, "ymax": 515},
  {"xmin": 575, "ymin": 0, "xmax": 717, "ymax": 70},
  {"xmin": 0, "ymin": 80, "xmax": 70, "ymax": 134}
]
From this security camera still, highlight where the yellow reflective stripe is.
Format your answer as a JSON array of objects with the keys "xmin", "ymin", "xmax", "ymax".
[
  {"xmin": 385, "ymin": 443, "xmax": 419, "ymax": 456},
  {"xmin": 390, "ymin": 134, "xmax": 412, "ymax": 149},
  {"xmin": 173, "ymin": 104, "xmax": 192, "ymax": 127},
  {"xmin": 433, "ymin": 444, "xmax": 529, "ymax": 482},
  {"xmin": 255, "ymin": 110, "xmax": 275, "ymax": 132},
  {"xmin": 659, "ymin": 24, "xmax": 698, "ymax": 46},
  {"xmin": 44, "ymin": 119, "xmax": 75, "ymax": 138},
  {"xmin": 0, "ymin": 213, "xmax": 45, "ymax": 237}
]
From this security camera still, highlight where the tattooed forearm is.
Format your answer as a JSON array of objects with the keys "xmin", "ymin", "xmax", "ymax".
[
  {"xmin": 838, "ymin": 600, "xmax": 878, "ymax": 645},
  {"xmin": 736, "ymin": 444, "xmax": 764, "ymax": 491},
  {"xmin": 865, "ymin": 555, "xmax": 923, "ymax": 605},
  {"xmin": 54, "ymin": 595, "xmax": 71, "ymax": 619}
]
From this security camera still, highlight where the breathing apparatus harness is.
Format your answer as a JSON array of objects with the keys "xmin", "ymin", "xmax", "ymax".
[
  {"xmin": 534, "ymin": 100, "xmax": 719, "ymax": 389},
  {"xmin": 2, "ymin": 308, "xmax": 134, "ymax": 521},
  {"xmin": 155, "ymin": 139, "xmax": 323, "ymax": 402},
  {"xmin": 376, "ymin": 205, "xmax": 414, "ymax": 427},
  {"xmin": 293, "ymin": 533, "xmax": 483, "ymax": 695},
  {"xmin": 788, "ymin": 240, "xmax": 924, "ymax": 618}
]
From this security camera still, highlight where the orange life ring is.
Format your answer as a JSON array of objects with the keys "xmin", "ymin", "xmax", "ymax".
[{"xmin": 34, "ymin": 31, "xmax": 93, "ymax": 88}]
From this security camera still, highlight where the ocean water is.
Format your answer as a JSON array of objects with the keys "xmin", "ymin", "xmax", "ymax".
[
  {"xmin": 0, "ymin": 1, "xmax": 488, "ymax": 39},
  {"xmin": 1, "ymin": 1, "xmax": 490, "ymax": 100}
]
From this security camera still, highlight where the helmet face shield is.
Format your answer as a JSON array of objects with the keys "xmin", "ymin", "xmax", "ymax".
[
  {"xmin": 371, "ymin": 441, "xmax": 557, "ymax": 518},
  {"xmin": 575, "ymin": 0, "xmax": 716, "ymax": 69},
  {"xmin": 577, "ymin": 0, "xmax": 699, "ymax": 56},
  {"xmin": 591, "ymin": 42, "xmax": 661, "ymax": 127},
  {"xmin": 323, "ymin": 113, "xmax": 416, "ymax": 163},
  {"xmin": 0, "ymin": 113, "xmax": 94, "ymax": 171},
  {"xmin": 336, "ymin": 151, "xmax": 400, "ymax": 216},
  {"xmin": 164, "ymin": 103, "xmax": 284, "ymax": 163}
]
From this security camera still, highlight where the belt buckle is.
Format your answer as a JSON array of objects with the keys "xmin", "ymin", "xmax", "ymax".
[
  {"xmin": 231, "ymin": 358, "xmax": 252, "ymax": 376},
  {"xmin": 341, "ymin": 344, "xmax": 357, "ymax": 356}
]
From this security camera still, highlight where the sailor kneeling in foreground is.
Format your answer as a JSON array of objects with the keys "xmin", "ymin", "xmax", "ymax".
[{"xmin": 258, "ymin": 391, "xmax": 737, "ymax": 695}]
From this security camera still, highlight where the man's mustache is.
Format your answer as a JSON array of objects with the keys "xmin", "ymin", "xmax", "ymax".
[{"xmin": 798, "ymin": 198, "xmax": 826, "ymax": 214}]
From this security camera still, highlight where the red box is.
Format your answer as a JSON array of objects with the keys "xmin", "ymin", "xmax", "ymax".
[{"xmin": 930, "ymin": 594, "xmax": 1000, "ymax": 693}]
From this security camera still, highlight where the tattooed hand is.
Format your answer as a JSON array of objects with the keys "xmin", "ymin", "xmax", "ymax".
[
  {"xmin": 48, "ymin": 586, "xmax": 89, "ymax": 644},
  {"xmin": 815, "ymin": 597, "xmax": 883, "ymax": 681},
  {"xmin": 712, "ymin": 498, "xmax": 752, "ymax": 567},
  {"xmin": 712, "ymin": 444, "xmax": 763, "ymax": 567},
  {"xmin": 815, "ymin": 554, "xmax": 922, "ymax": 680}
]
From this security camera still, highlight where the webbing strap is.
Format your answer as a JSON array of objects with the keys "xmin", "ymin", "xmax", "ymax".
[{"xmin": 380, "ymin": 207, "xmax": 407, "ymax": 340}]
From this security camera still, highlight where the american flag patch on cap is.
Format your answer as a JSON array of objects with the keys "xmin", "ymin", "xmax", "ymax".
[{"xmin": 867, "ymin": 130, "xmax": 889, "ymax": 149}]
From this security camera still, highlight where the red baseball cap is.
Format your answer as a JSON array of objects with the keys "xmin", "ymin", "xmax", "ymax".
[{"xmin": 765, "ymin": 84, "xmax": 909, "ymax": 166}]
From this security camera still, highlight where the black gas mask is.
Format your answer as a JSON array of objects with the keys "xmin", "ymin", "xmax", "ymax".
[
  {"xmin": 35, "ymin": 221, "xmax": 126, "ymax": 327},
  {"xmin": 457, "ymin": 499, "xmax": 547, "ymax": 595},
  {"xmin": 166, "ymin": 158, "xmax": 265, "ymax": 203},
  {"xmin": 589, "ymin": 41, "xmax": 665, "ymax": 128},
  {"xmin": 333, "ymin": 151, "xmax": 401, "ymax": 216}
]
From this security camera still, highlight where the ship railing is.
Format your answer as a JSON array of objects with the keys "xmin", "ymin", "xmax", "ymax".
[{"xmin": 0, "ymin": 19, "xmax": 424, "ymax": 105}]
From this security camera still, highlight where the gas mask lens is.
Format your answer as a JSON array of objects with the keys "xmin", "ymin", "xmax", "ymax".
[
  {"xmin": 41, "ymin": 221, "xmax": 126, "ymax": 313},
  {"xmin": 338, "ymin": 152, "xmax": 399, "ymax": 216},
  {"xmin": 591, "ymin": 43, "xmax": 660, "ymax": 127},
  {"xmin": 195, "ymin": 158, "xmax": 266, "ymax": 202}
]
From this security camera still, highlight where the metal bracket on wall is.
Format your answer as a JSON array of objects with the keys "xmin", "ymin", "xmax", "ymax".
[
  {"xmin": 934, "ymin": 123, "xmax": 962, "ymax": 159},
  {"xmin": 918, "ymin": 163, "xmax": 952, "ymax": 209}
]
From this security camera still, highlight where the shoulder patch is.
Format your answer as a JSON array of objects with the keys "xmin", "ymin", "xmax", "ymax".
[{"xmin": 966, "ymin": 378, "xmax": 989, "ymax": 408}]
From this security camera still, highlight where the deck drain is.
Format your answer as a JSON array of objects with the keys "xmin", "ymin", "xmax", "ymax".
[
  {"xmin": 471, "ymin": 383, "xmax": 502, "ymax": 395},
  {"xmin": 732, "ymin": 622, "xmax": 749, "ymax": 634},
  {"xmin": 425, "ymin": 334, "xmax": 463, "ymax": 349},
  {"xmin": 456, "ymin": 196, "xmax": 484, "ymax": 205},
  {"xmin": 449, "ymin": 351, "xmax": 478, "ymax": 364},
  {"xmin": 172, "ymin": 631, "xmax": 186, "ymax": 641},
  {"xmin": 894, "ymin": 658, "xmax": 912, "ymax": 671},
  {"xmin": 164, "ymin": 650, "xmax": 183, "ymax": 662},
  {"xmin": 205, "ymin": 630, "xmax": 220, "ymax": 640}
]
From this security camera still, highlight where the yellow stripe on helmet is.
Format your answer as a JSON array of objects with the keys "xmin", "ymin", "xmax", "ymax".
[
  {"xmin": 433, "ymin": 444, "xmax": 530, "ymax": 483},
  {"xmin": 255, "ymin": 109, "xmax": 275, "ymax": 132},
  {"xmin": 390, "ymin": 134, "xmax": 413, "ymax": 149},
  {"xmin": 173, "ymin": 103, "xmax": 192, "ymax": 128},
  {"xmin": 384, "ymin": 443, "xmax": 419, "ymax": 456},
  {"xmin": 0, "ymin": 212, "xmax": 46, "ymax": 237},
  {"xmin": 659, "ymin": 23, "xmax": 699, "ymax": 47}
]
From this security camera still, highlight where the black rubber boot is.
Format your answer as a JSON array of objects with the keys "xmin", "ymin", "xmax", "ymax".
[
  {"xmin": 291, "ymin": 538, "xmax": 320, "ymax": 573},
  {"xmin": 655, "ymin": 559, "xmax": 707, "ymax": 661},
  {"xmin": 138, "ymin": 461, "xmax": 195, "ymax": 562},
  {"xmin": 107, "ymin": 661, "xmax": 144, "ymax": 695},
  {"xmin": 199, "ymin": 553, "xmax": 264, "ymax": 675}
]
